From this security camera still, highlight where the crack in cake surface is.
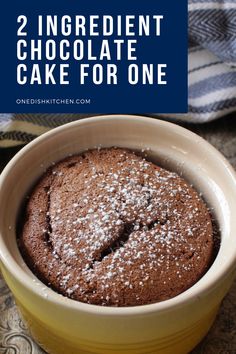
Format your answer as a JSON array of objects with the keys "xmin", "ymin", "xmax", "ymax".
[{"xmin": 43, "ymin": 185, "xmax": 53, "ymax": 249}]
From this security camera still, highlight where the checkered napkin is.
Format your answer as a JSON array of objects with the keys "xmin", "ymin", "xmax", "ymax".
[
  {"xmin": 1, "ymin": 0, "xmax": 236, "ymax": 147},
  {"xmin": 164, "ymin": 0, "xmax": 236, "ymax": 123}
]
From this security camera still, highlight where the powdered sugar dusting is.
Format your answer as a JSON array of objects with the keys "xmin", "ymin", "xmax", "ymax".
[{"xmin": 22, "ymin": 148, "xmax": 214, "ymax": 306}]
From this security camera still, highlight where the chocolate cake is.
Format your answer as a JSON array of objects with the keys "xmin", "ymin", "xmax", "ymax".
[{"xmin": 19, "ymin": 148, "xmax": 214, "ymax": 306}]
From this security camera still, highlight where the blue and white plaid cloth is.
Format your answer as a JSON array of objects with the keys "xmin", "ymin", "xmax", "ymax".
[
  {"xmin": 0, "ymin": 0, "xmax": 236, "ymax": 146},
  {"xmin": 184, "ymin": 0, "xmax": 236, "ymax": 122}
]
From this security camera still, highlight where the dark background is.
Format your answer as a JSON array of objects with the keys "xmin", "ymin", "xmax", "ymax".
[{"xmin": 0, "ymin": 0, "xmax": 187, "ymax": 113}]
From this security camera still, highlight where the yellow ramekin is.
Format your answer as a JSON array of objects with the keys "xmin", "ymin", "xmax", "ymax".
[{"xmin": 1, "ymin": 115, "xmax": 236, "ymax": 354}]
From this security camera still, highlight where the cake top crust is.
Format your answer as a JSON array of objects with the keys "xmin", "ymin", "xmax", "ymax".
[{"xmin": 19, "ymin": 148, "xmax": 213, "ymax": 306}]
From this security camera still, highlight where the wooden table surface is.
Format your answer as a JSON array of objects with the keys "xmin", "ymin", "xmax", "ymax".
[{"xmin": 0, "ymin": 114, "xmax": 236, "ymax": 354}]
